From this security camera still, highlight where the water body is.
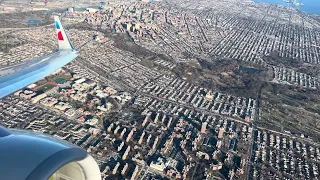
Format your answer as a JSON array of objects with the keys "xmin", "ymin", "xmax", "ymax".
[
  {"xmin": 255, "ymin": 0, "xmax": 320, "ymax": 15},
  {"xmin": 27, "ymin": 19, "xmax": 41, "ymax": 25},
  {"xmin": 239, "ymin": 65, "xmax": 264, "ymax": 73}
]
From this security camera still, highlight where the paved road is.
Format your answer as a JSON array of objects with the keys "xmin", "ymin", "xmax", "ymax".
[
  {"xmin": 190, "ymin": 162, "xmax": 199, "ymax": 180},
  {"xmin": 141, "ymin": 92, "xmax": 250, "ymax": 125}
]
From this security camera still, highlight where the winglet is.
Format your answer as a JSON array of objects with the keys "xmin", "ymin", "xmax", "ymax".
[{"xmin": 54, "ymin": 16, "xmax": 74, "ymax": 51}]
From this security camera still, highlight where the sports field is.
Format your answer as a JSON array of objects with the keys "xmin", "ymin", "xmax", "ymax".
[
  {"xmin": 38, "ymin": 84, "xmax": 54, "ymax": 92},
  {"xmin": 54, "ymin": 77, "xmax": 66, "ymax": 84}
]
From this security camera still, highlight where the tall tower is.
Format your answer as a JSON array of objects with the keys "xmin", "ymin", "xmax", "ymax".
[
  {"xmin": 127, "ymin": 23, "xmax": 132, "ymax": 32},
  {"xmin": 201, "ymin": 122, "xmax": 207, "ymax": 134}
]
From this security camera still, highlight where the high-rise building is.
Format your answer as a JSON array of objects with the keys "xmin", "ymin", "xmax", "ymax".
[
  {"xmin": 112, "ymin": 162, "xmax": 120, "ymax": 174},
  {"xmin": 127, "ymin": 23, "xmax": 132, "ymax": 31},
  {"xmin": 130, "ymin": 166, "xmax": 139, "ymax": 180},
  {"xmin": 135, "ymin": 22, "xmax": 141, "ymax": 30},
  {"xmin": 138, "ymin": 131, "xmax": 145, "ymax": 144},
  {"xmin": 167, "ymin": 117, "xmax": 173, "ymax": 128},
  {"xmin": 120, "ymin": 128, "xmax": 127, "ymax": 139},
  {"xmin": 201, "ymin": 122, "xmax": 207, "ymax": 133},
  {"xmin": 153, "ymin": 136, "xmax": 159, "ymax": 150},
  {"xmin": 121, "ymin": 163, "xmax": 128, "ymax": 175},
  {"xmin": 142, "ymin": 113, "xmax": 151, "ymax": 127},
  {"xmin": 126, "ymin": 128, "xmax": 135, "ymax": 142},
  {"xmin": 154, "ymin": 113, "xmax": 160, "ymax": 123},
  {"xmin": 146, "ymin": 134, "xmax": 152, "ymax": 144},
  {"xmin": 114, "ymin": 125, "xmax": 120, "ymax": 135},
  {"xmin": 161, "ymin": 114, "xmax": 166, "ymax": 124},
  {"xmin": 122, "ymin": 146, "xmax": 131, "ymax": 160},
  {"xmin": 218, "ymin": 128, "xmax": 225, "ymax": 139},
  {"xmin": 118, "ymin": 141, "xmax": 124, "ymax": 151},
  {"xmin": 107, "ymin": 123, "xmax": 114, "ymax": 132}
]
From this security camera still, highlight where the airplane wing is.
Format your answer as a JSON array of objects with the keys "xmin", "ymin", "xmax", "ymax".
[
  {"xmin": 0, "ymin": 16, "xmax": 78, "ymax": 99},
  {"xmin": 0, "ymin": 17, "xmax": 101, "ymax": 180},
  {"xmin": 54, "ymin": 16, "xmax": 75, "ymax": 51}
]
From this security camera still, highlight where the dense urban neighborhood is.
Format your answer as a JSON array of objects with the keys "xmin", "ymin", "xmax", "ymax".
[{"xmin": 1, "ymin": 0, "xmax": 320, "ymax": 179}]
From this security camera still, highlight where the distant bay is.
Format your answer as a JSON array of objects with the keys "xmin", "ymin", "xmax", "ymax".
[{"xmin": 254, "ymin": 0, "xmax": 320, "ymax": 15}]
